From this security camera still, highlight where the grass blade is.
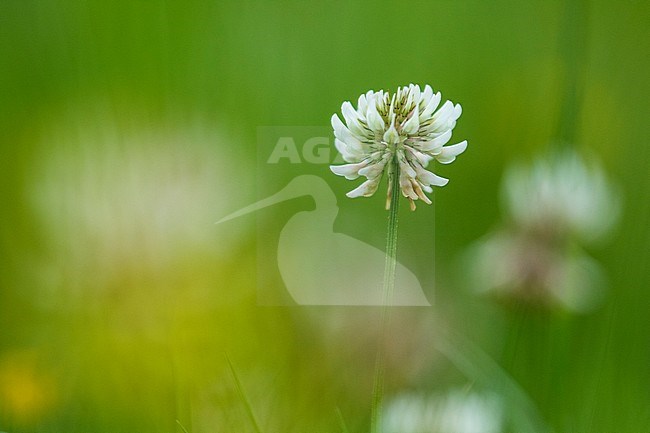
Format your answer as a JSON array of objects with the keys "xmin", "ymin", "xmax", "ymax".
[{"xmin": 225, "ymin": 353, "xmax": 263, "ymax": 433}]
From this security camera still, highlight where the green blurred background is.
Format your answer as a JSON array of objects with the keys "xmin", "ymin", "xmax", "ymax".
[{"xmin": 1, "ymin": 0, "xmax": 649, "ymax": 432}]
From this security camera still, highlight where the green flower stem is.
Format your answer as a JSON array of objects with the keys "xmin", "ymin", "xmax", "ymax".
[
  {"xmin": 370, "ymin": 157, "xmax": 401, "ymax": 433},
  {"xmin": 382, "ymin": 159, "xmax": 401, "ymax": 307}
]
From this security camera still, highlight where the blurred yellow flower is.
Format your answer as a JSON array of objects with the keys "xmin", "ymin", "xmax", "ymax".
[{"xmin": 0, "ymin": 350, "xmax": 57, "ymax": 425}]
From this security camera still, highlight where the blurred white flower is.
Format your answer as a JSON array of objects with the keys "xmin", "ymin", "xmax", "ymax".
[
  {"xmin": 502, "ymin": 150, "xmax": 619, "ymax": 243},
  {"xmin": 469, "ymin": 230, "xmax": 607, "ymax": 311},
  {"xmin": 330, "ymin": 84, "xmax": 467, "ymax": 210},
  {"xmin": 467, "ymin": 150, "xmax": 620, "ymax": 312},
  {"xmin": 28, "ymin": 103, "xmax": 250, "ymax": 315},
  {"xmin": 383, "ymin": 388, "xmax": 504, "ymax": 433}
]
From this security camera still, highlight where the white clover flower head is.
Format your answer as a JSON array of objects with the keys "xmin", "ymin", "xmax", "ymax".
[
  {"xmin": 502, "ymin": 150, "xmax": 620, "ymax": 243},
  {"xmin": 330, "ymin": 84, "xmax": 467, "ymax": 210},
  {"xmin": 383, "ymin": 389, "xmax": 504, "ymax": 433},
  {"xmin": 466, "ymin": 149, "xmax": 620, "ymax": 312}
]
